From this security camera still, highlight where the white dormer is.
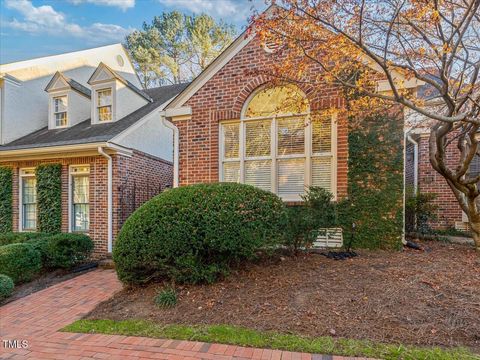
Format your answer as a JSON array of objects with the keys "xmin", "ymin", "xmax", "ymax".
[
  {"xmin": 88, "ymin": 63, "xmax": 151, "ymax": 125},
  {"xmin": 44, "ymin": 72, "xmax": 91, "ymax": 130}
]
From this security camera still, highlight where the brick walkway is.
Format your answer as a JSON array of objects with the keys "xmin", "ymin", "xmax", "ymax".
[{"xmin": 0, "ymin": 269, "xmax": 371, "ymax": 359}]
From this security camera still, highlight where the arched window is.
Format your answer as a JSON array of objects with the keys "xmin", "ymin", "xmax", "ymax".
[{"xmin": 220, "ymin": 84, "xmax": 336, "ymax": 200}]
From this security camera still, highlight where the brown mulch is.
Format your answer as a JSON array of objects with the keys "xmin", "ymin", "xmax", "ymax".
[
  {"xmin": 1, "ymin": 265, "xmax": 97, "ymax": 306},
  {"xmin": 87, "ymin": 241, "xmax": 480, "ymax": 350}
]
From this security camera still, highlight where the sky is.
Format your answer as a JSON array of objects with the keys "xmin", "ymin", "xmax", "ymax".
[{"xmin": 0, "ymin": 0, "xmax": 266, "ymax": 64}]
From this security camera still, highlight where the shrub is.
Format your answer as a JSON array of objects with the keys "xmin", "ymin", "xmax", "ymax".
[
  {"xmin": 154, "ymin": 287, "xmax": 177, "ymax": 308},
  {"xmin": 114, "ymin": 183, "xmax": 286, "ymax": 284},
  {"xmin": 0, "ymin": 232, "xmax": 47, "ymax": 246},
  {"xmin": 36, "ymin": 164, "xmax": 62, "ymax": 233},
  {"xmin": 32, "ymin": 233, "xmax": 94, "ymax": 269},
  {"xmin": 0, "ymin": 243, "xmax": 41, "ymax": 283},
  {"xmin": 0, "ymin": 167, "xmax": 13, "ymax": 233},
  {"xmin": 0, "ymin": 274, "xmax": 14, "ymax": 301},
  {"xmin": 284, "ymin": 187, "xmax": 337, "ymax": 252},
  {"xmin": 405, "ymin": 191, "xmax": 438, "ymax": 235}
]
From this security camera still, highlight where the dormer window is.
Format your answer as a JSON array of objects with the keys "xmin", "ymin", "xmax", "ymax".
[
  {"xmin": 53, "ymin": 96, "xmax": 68, "ymax": 127},
  {"xmin": 97, "ymin": 88, "xmax": 113, "ymax": 122}
]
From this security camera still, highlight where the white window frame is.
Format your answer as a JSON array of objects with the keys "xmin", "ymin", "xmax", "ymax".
[
  {"xmin": 91, "ymin": 82, "xmax": 116, "ymax": 124},
  {"xmin": 48, "ymin": 91, "xmax": 69, "ymax": 129},
  {"xmin": 68, "ymin": 165, "xmax": 90, "ymax": 233},
  {"xmin": 219, "ymin": 115, "xmax": 337, "ymax": 202},
  {"xmin": 219, "ymin": 87, "xmax": 337, "ymax": 201},
  {"xmin": 18, "ymin": 168, "xmax": 37, "ymax": 232}
]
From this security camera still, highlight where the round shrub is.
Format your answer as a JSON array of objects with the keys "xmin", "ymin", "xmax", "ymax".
[
  {"xmin": 114, "ymin": 183, "xmax": 286, "ymax": 284},
  {"xmin": 35, "ymin": 233, "xmax": 94, "ymax": 269},
  {"xmin": 0, "ymin": 274, "xmax": 14, "ymax": 301},
  {"xmin": 0, "ymin": 243, "xmax": 41, "ymax": 283}
]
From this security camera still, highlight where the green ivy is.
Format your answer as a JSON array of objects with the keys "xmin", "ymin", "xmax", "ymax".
[
  {"xmin": 36, "ymin": 164, "xmax": 62, "ymax": 233},
  {"xmin": 338, "ymin": 113, "xmax": 404, "ymax": 250},
  {"xmin": 0, "ymin": 167, "xmax": 13, "ymax": 233}
]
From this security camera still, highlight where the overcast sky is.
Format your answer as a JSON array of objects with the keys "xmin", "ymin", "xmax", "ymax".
[{"xmin": 0, "ymin": 0, "xmax": 266, "ymax": 64}]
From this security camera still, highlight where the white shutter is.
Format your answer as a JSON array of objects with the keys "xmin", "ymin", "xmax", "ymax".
[
  {"xmin": 277, "ymin": 158, "xmax": 305, "ymax": 196},
  {"xmin": 245, "ymin": 160, "xmax": 271, "ymax": 192},
  {"xmin": 312, "ymin": 157, "xmax": 332, "ymax": 191},
  {"xmin": 223, "ymin": 162, "xmax": 240, "ymax": 183}
]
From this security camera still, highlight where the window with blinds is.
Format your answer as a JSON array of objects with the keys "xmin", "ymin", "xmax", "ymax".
[{"xmin": 219, "ymin": 85, "xmax": 335, "ymax": 200}]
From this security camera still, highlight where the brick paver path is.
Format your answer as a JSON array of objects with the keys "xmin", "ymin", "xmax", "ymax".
[{"xmin": 0, "ymin": 269, "xmax": 371, "ymax": 360}]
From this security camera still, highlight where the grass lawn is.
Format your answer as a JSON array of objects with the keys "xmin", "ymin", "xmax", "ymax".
[{"xmin": 63, "ymin": 319, "xmax": 478, "ymax": 360}]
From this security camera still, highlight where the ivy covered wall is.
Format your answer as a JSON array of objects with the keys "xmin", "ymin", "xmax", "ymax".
[
  {"xmin": 0, "ymin": 167, "xmax": 13, "ymax": 233},
  {"xmin": 338, "ymin": 113, "xmax": 404, "ymax": 250},
  {"xmin": 36, "ymin": 164, "xmax": 62, "ymax": 233}
]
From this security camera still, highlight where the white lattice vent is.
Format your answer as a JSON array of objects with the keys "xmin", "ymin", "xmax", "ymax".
[{"xmin": 313, "ymin": 228, "xmax": 343, "ymax": 248}]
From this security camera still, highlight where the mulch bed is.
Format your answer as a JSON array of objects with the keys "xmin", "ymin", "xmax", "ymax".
[
  {"xmin": 87, "ymin": 241, "xmax": 480, "ymax": 351},
  {"xmin": 1, "ymin": 263, "xmax": 98, "ymax": 305}
]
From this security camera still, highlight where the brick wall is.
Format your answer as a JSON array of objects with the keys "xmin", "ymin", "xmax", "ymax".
[
  {"xmin": 175, "ymin": 36, "xmax": 349, "ymax": 198},
  {"xmin": 417, "ymin": 134, "xmax": 463, "ymax": 228},
  {"xmin": 1, "ymin": 150, "xmax": 172, "ymax": 257}
]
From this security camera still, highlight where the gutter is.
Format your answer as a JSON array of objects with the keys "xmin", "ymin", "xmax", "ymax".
[
  {"xmin": 161, "ymin": 116, "xmax": 179, "ymax": 187},
  {"xmin": 97, "ymin": 146, "xmax": 113, "ymax": 253}
]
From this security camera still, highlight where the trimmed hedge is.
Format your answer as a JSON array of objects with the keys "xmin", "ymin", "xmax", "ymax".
[
  {"xmin": 0, "ymin": 274, "xmax": 14, "ymax": 301},
  {"xmin": 0, "ymin": 243, "xmax": 41, "ymax": 283},
  {"xmin": 0, "ymin": 232, "xmax": 47, "ymax": 246},
  {"xmin": 30, "ymin": 233, "xmax": 93, "ymax": 268},
  {"xmin": 36, "ymin": 164, "xmax": 62, "ymax": 233},
  {"xmin": 0, "ymin": 167, "xmax": 13, "ymax": 233},
  {"xmin": 114, "ymin": 183, "xmax": 286, "ymax": 284}
]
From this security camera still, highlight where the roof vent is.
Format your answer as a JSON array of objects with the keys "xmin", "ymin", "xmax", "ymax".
[{"xmin": 116, "ymin": 55, "xmax": 125, "ymax": 67}]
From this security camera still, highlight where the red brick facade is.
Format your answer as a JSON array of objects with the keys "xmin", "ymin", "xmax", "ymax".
[
  {"xmin": 417, "ymin": 134, "xmax": 464, "ymax": 229},
  {"xmin": 1, "ymin": 151, "xmax": 172, "ymax": 257},
  {"xmin": 174, "ymin": 36, "xmax": 349, "ymax": 198}
]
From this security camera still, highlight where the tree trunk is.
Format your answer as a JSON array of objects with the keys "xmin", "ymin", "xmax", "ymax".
[{"xmin": 469, "ymin": 220, "xmax": 480, "ymax": 251}]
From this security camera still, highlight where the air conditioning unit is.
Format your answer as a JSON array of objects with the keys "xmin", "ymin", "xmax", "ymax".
[{"xmin": 313, "ymin": 228, "xmax": 343, "ymax": 248}]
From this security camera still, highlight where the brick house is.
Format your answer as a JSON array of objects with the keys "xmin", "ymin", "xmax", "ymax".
[
  {"xmin": 160, "ymin": 24, "xmax": 419, "ymax": 248},
  {"xmin": 0, "ymin": 45, "xmax": 187, "ymax": 256}
]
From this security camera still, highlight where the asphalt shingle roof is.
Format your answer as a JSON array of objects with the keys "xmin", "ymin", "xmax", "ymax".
[{"xmin": 0, "ymin": 82, "xmax": 189, "ymax": 151}]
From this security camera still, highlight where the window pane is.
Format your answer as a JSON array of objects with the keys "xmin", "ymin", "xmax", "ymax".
[
  {"xmin": 312, "ymin": 115, "xmax": 332, "ymax": 153},
  {"xmin": 223, "ymin": 162, "xmax": 240, "ymax": 182},
  {"xmin": 73, "ymin": 176, "xmax": 89, "ymax": 203},
  {"xmin": 245, "ymin": 160, "xmax": 271, "ymax": 192},
  {"xmin": 54, "ymin": 96, "xmax": 67, "ymax": 112},
  {"xmin": 73, "ymin": 204, "xmax": 90, "ymax": 232},
  {"xmin": 98, "ymin": 89, "xmax": 112, "ymax": 106},
  {"xmin": 245, "ymin": 120, "xmax": 271, "ymax": 157},
  {"xmin": 55, "ymin": 112, "xmax": 67, "ymax": 127},
  {"xmin": 277, "ymin": 117, "xmax": 305, "ymax": 156},
  {"xmin": 72, "ymin": 175, "xmax": 89, "ymax": 232},
  {"xmin": 278, "ymin": 158, "xmax": 305, "ymax": 196},
  {"xmin": 312, "ymin": 157, "xmax": 332, "ymax": 191},
  {"xmin": 98, "ymin": 106, "xmax": 112, "ymax": 122},
  {"xmin": 245, "ymin": 85, "xmax": 308, "ymax": 118},
  {"xmin": 22, "ymin": 177, "xmax": 37, "ymax": 230},
  {"xmin": 223, "ymin": 123, "xmax": 239, "ymax": 159}
]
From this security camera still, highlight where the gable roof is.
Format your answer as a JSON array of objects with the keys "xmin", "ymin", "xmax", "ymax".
[
  {"xmin": 0, "ymin": 83, "xmax": 189, "ymax": 152},
  {"xmin": 88, "ymin": 62, "xmax": 152, "ymax": 102},
  {"xmin": 44, "ymin": 71, "xmax": 91, "ymax": 98}
]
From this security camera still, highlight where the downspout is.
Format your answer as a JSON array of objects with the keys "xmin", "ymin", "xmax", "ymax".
[
  {"xmin": 98, "ymin": 146, "xmax": 113, "ymax": 253},
  {"xmin": 162, "ymin": 116, "xmax": 179, "ymax": 188},
  {"xmin": 406, "ymin": 134, "xmax": 419, "ymax": 193}
]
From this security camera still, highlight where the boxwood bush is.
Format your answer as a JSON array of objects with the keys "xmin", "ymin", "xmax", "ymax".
[
  {"xmin": 114, "ymin": 183, "xmax": 286, "ymax": 284},
  {"xmin": 0, "ymin": 232, "xmax": 47, "ymax": 246},
  {"xmin": 0, "ymin": 243, "xmax": 41, "ymax": 283},
  {"xmin": 0, "ymin": 274, "xmax": 14, "ymax": 301},
  {"xmin": 30, "ymin": 233, "xmax": 93, "ymax": 269}
]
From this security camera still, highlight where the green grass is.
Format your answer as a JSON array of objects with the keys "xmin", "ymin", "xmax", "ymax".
[{"xmin": 62, "ymin": 319, "xmax": 479, "ymax": 360}]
